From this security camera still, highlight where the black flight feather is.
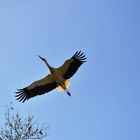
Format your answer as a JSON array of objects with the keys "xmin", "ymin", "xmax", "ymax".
[
  {"xmin": 63, "ymin": 51, "xmax": 87, "ymax": 79},
  {"xmin": 15, "ymin": 82, "xmax": 57, "ymax": 103}
]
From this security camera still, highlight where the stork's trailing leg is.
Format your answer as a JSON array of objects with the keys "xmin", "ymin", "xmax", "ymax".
[
  {"xmin": 64, "ymin": 88, "xmax": 71, "ymax": 96},
  {"xmin": 56, "ymin": 79, "xmax": 71, "ymax": 96}
]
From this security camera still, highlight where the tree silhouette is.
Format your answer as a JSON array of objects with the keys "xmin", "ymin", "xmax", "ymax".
[{"xmin": 0, "ymin": 103, "xmax": 49, "ymax": 140}]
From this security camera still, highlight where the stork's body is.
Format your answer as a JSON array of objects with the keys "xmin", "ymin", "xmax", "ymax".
[
  {"xmin": 41, "ymin": 61, "xmax": 71, "ymax": 96},
  {"xmin": 16, "ymin": 51, "xmax": 86, "ymax": 102}
]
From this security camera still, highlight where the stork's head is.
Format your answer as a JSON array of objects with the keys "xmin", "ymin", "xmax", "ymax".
[
  {"xmin": 38, "ymin": 55, "xmax": 47, "ymax": 62},
  {"xmin": 38, "ymin": 55, "xmax": 53, "ymax": 73},
  {"xmin": 38, "ymin": 55, "xmax": 51, "ymax": 70}
]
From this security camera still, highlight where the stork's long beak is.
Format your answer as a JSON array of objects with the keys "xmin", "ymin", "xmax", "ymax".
[{"xmin": 38, "ymin": 55, "xmax": 45, "ymax": 61}]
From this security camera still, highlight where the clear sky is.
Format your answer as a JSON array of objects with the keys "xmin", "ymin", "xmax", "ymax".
[{"xmin": 0, "ymin": 0, "xmax": 140, "ymax": 140}]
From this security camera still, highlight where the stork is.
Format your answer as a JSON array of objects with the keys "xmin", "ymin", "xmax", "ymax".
[{"xmin": 15, "ymin": 51, "xmax": 86, "ymax": 102}]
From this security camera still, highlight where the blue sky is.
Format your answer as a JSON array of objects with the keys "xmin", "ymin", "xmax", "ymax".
[{"xmin": 0, "ymin": 0, "xmax": 140, "ymax": 140}]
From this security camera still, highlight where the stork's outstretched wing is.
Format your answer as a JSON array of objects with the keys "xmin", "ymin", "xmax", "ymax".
[
  {"xmin": 15, "ymin": 74, "xmax": 57, "ymax": 102},
  {"xmin": 57, "ymin": 51, "xmax": 87, "ymax": 80}
]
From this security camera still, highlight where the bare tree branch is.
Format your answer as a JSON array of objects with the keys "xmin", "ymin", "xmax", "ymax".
[{"xmin": 0, "ymin": 103, "xmax": 49, "ymax": 140}]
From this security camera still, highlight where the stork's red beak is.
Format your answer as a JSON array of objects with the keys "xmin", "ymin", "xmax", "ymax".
[{"xmin": 38, "ymin": 55, "xmax": 45, "ymax": 61}]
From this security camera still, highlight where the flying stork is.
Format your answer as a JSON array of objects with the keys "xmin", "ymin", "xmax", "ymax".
[{"xmin": 15, "ymin": 51, "xmax": 86, "ymax": 102}]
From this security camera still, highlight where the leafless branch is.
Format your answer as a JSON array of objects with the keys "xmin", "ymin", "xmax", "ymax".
[{"xmin": 0, "ymin": 103, "xmax": 49, "ymax": 140}]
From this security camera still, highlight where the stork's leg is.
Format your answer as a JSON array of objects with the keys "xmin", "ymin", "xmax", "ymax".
[
  {"xmin": 56, "ymin": 78, "xmax": 71, "ymax": 96},
  {"xmin": 60, "ymin": 84, "xmax": 71, "ymax": 96},
  {"xmin": 64, "ymin": 88, "xmax": 71, "ymax": 96}
]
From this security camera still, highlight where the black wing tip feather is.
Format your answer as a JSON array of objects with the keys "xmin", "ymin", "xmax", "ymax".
[
  {"xmin": 62, "ymin": 50, "xmax": 87, "ymax": 79},
  {"xmin": 15, "ymin": 88, "xmax": 29, "ymax": 103},
  {"xmin": 73, "ymin": 51, "xmax": 87, "ymax": 63}
]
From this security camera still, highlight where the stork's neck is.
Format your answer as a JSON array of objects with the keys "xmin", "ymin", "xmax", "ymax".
[{"xmin": 44, "ymin": 60, "xmax": 53, "ymax": 73}]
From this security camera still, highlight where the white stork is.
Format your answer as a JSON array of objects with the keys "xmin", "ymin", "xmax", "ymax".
[{"xmin": 15, "ymin": 51, "xmax": 86, "ymax": 102}]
